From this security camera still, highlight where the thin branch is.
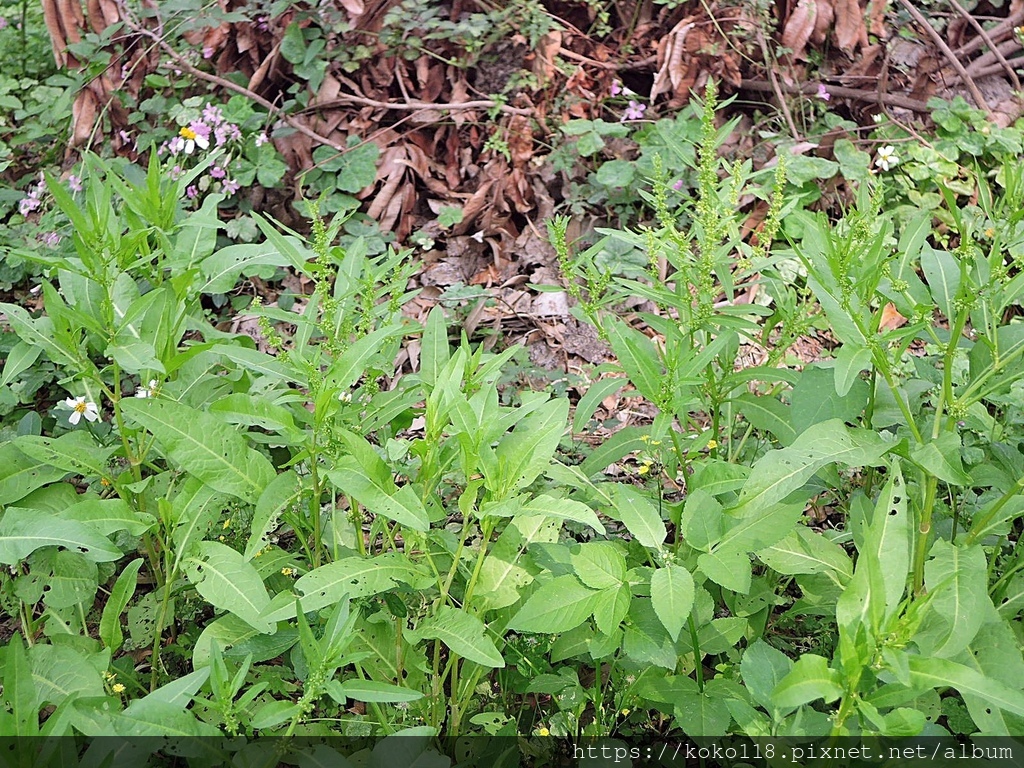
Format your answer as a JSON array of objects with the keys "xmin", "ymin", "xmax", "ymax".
[
  {"xmin": 297, "ymin": 94, "xmax": 533, "ymax": 116},
  {"xmin": 946, "ymin": 0, "xmax": 1020, "ymax": 90},
  {"xmin": 894, "ymin": 0, "xmax": 992, "ymax": 115},
  {"xmin": 740, "ymin": 79, "xmax": 932, "ymax": 113}
]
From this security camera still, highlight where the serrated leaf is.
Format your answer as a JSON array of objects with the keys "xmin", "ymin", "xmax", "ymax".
[
  {"xmin": 509, "ymin": 575, "xmax": 599, "ymax": 633},
  {"xmin": 416, "ymin": 606, "xmax": 504, "ymax": 668},
  {"xmin": 186, "ymin": 541, "xmax": 272, "ymax": 633},
  {"xmin": 651, "ymin": 564, "xmax": 695, "ymax": 641},
  {"xmin": 121, "ymin": 398, "xmax": 275, "ymax": 504},
  {"xmin": 607, "ymin": 484, "xmax": 667, "ymax": 550}
]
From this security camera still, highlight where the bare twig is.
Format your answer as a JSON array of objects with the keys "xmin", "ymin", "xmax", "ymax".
[
  {"xmin": 953, "ymin": 9, "xmax": 1024, "ymax": 58},
  {"xmin": 894, "ymin": 0, "xmax": 992, "ymax": 114},
  {"xmin": 297, "ymin": 94, "xmax": 533, "ymax": 116},
  {"xmin": 740, "ymin": 79, "xmax": 931, "ymax": 112},
  {"xmin": 755, "ymin": 29, "xmax": 801, "ymax": 141},
  {"xmin": 946, "ymin": 0, "xmax": 1020, "ymax": 90}
]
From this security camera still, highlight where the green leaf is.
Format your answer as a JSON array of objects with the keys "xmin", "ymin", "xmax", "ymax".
[
  {"xmin": 0, "ymin": 507, "xmax": 122, "ymax": 564},
  {"xmin": 573, "ymin": 377, "xmax": 626, "ymax": 433},
  {"xmin": 729, "ymin": 421, "xmax": 890, "ymax": 516},
  {"xmin": 740, "ymin": 640, "xmax": 793, "ymax": 713},
  {"xmin": 121, "ymin": 398, "xmax": 275, "ymax": 504},
  {"xmin": 60, "ymin": 498, "xmax": 154, "ymax": 536},
  {"xmin": 14, "ymin": 432, "xmax": 115, "ymax": 479},
  {"xmin": 771, "ymin": 654, "xmax": 843, "ymax": 710},
  {"xmin": 6, "ymin": 634, "xmax": 37, "ymax": 736},
  {"xmin": 100, "ymin": 558, "xmax": 143, "ymax": 654},
  {"xmin": 595, "ymin": 160, "xmax": 635, "ymax": 188},
  {"xmin": 199, "ymin": 243, "xmax": 294, "ymax": 294},
  {"xmin": 920, "ymin": 246, "xmax": 961, "ymax": 320},
  {"xmin": 1, "ymin": 341, "xmax": 43, "ymax": 387},
  {"xmin": 415, "ymin": 606, "xmax": 504, "ymax": 668},
  {"xmin": 605, "ymin": 318, "xmax": 664, "ymax": 406},
  {"xmin": 607, "ymin": 484, "xmax": 667, "ymax": 550},
  {"xmin": 697, "ymin": 549, "xmax": 751, "ymax": 593},
  {"xmin": 915, "ymin": 540, "xmax": 989, "ymax": 658},
  {"xmin": 265, "ymin": 553, "xmax": 428, "ymax": 622},
  {"xmin": 790, "ymin": 365, "xmax": 869, "ymax": 436},
  {"xmin": 509, "ymin": 575, "xmax": 599, "ymax": 633},
  {"xmin": 327, "ymin": 679, "xmax": 424, "ymax": 704},
  {"xmin": 650, "ymin": 564, "xmax": 695, "ymax": 642},
  {"xmin": 245, "ymin": 470, "xmax": 304, "ymax": 560},
  {"xmin": 475, "ymin": 516, "xmax": 560, "ymax": 612},
  {"xmin": 107, "ymin": 341, "xmax": 164, "ymax": 374},
  {"xmin": 673, "ymin": 688, "xmax": 733, "ymax": 737},
  {"xmin": 756, "ymin": 526, "xmax": 852, "ymax": 584},
  {"xmin": 570, "ymin": 542, "xmax": 626, "ymax": 590},
  {"xmin": 734, "ymin": 393, "xmax": 795, "ymax": 446},
  {"xmin": 0, "ymin": 443, "xmax": 69, "ymax": 505},
  {"xmin": 833, "ymin": 343, "xmax": 873, "ymax": 399},
  {"xmin": 186, "ymin": 541, "xmax": 272, "ymax": 633},
  {"xmin": 859, "ymin": 464, "xmax": 911, "ymax": 616},
  {"xmin": 907, "ymin": 656, "xmax": 1024, "ymax": 718},
  {"xmin": 419, "ymin": 305, "xmax": 450, "ymax": 388},
  {"xmin": 327, "ymin": 462, "xmax": 429, "ymax": 532},
  {"xmin": 910, "ymin": 432, "xmax": 972, "ymax": 486}
]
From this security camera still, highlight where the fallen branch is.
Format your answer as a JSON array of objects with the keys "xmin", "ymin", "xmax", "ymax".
[
  {"xmin": 297, "ymin": 94, "xmax": 533, "ymax": 116},
  {"xmin": 946, "ymin": 0, "xmax": 1020, "ymax": 90},
  {"xmin": 740, "ymin": 79, "xmax": 931, "ymax": 113}
]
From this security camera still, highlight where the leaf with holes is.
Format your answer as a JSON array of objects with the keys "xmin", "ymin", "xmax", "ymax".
[
  {"xmin": 0, "ymin": 508, "xmax": 122, "ymax": 564},
  {"xmin": 186, "ymin": 541, "xmax": 272, "ymax": 633}
]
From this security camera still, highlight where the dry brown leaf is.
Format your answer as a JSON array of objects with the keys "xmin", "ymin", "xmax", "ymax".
[
  {"xmin": 781, "ymin": 0, "xmax": 817, "ymax": 60},
  {"xmin": 340, "ymin": 0, "xmax": 365, "ymax": 19},
  {"xmin": 879, "ymin": 303, "xmax": 907, "ymax": 331},
  {"xmin": 651, "ymin": 17, "xmax": 695, "ymax": 102},
  {"xmin": 811, "ymin": 0, "xmax": 835, "ymax": 45},
  {"xmin": 834, "ymin": 0, "xmax": 867, "ymax": 53},
  {"xmin": 531, "ymin": 30, "xmax": 562, "ymax": 86}
]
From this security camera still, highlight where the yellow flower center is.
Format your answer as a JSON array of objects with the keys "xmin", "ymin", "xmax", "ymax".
[
  {"xmin": 74, "ymin": 401, "xmax": 88, "ymax": 414},
  {"xmin": 180, "ymin": 127, "xmax": 197, "ymax": 140}
]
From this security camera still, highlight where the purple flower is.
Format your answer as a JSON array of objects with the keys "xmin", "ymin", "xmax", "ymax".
[
  {"xmin": 169, "ymin": 165, "xmax": 183, "ymax": 180},
  {"xmin": 19, "ymin": 186, "xmax": 42, "ymax": 216},
  {"xmin": 621, "ymin": 100, "xmax": 646, "ymax": 121},
  {"xmin": 255, "ymin": 132, "xmax": 269, "ymax": 147},
  {"xmin": 215, "ymin": 123, "xmax": 241, "ymax": 146},
  {"xmin": 672, "ymin": 179, "xmax": 684, "ymax": 191},
  {"xmin": 222, "ymin": 179, "xmax": 240, "ymax": 195},
  {"xmin": 118, "ymin": 129, "xmax": 131, "ymax": 144},
  {"xmin": 186, "ymin": 185, "xmax": 198, "ymax": 199},
  {"xmin": 202, "ymin": 46, "xmax": 215, "ymax": 59},
  {"xmin": 189, "ymin": 120, "xmax": 211, "ymax": 142},
  {"xmin": 816, "ymin": 84, "xmax": 831, "ymax": 101},
  {"xmin": 67, "ymin": 175, "xmax": 83, "ymax": 192},
  {"xmin": 41, "ymin": 232, "xmax": 60, "ymax": 247},
  {"xmin": 210, "ymin": 165, "xmax": 226, "ymax": 179},
  {"xmin": 610, "ymin": 80, "xmax": 622, "ymax": 96},
  {"xmin": 203, "ymin": 104, "xmax": 224, "ymax": 124},
  {"xmin": 0, "ymin": 17, "xmax": 7, "ymax": 30}
]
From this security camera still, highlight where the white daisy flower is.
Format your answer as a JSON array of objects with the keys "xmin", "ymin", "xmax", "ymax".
[
  {"xmin": 875, "ymin": 145, "xmax": 899, "ymax": 171},
  {"xmin": 65, "ymin": 397, "xmax": 99, "ymax": 425}
]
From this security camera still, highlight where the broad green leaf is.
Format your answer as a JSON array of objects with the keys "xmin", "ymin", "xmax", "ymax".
[
  {"xmin": 592, "ymin": 583, "xmax": 631, "ymax": 635},
  {"xmin": 327, "ymin": 463, "xmax": 429, "ymax": 532},
  {"xmin": 100, "ymin": 558, "xmax": 143, "ymax": 654},
  {"xmin": 0, "ymin": 302, "xmax": 80, "ymax": 367},
  {"xmin": 907, "ymin": 656, "xmax": 1024, "ymax": 718},
  {"xmin": 697, "ymin": 549, "xmax": 751, "ymax": 593},
  {"xmin": 415, "ymin": 606, "xmax": 504, "ymax": 668},
  {"xmin": 327, "ymin": 679, "xmax": 424, "ymax": 704},
  {"xmin": 1, "ymin": 341, "xmax": 43, "ymax": 387},
  {"xmin": 480, "ymin": 494, "xmax": 604, "ymax": 533},
  {"xmin": 115, "ymin": 699, "xmax": 220, "ymax": 737},
  {"xmin": 651, "ymin": 564, "xmax": 695, "ymax": 642},
  {"xmin": 715, "ymin": 502, "xmax": 804, "ymax": 554},
  {"xmin": 915, "ymin": 540, "xmax": 989, "ymax": 658},
  {"xmin": 475, "ymin": 516, "xmax": 560, "ymax": 611},
  {"xmin": 14, "ymin": 431, "xmax": 115, "ymax": 479},
  {"xmin": 573, "ymin": 377, "xmax": 627, "ymax": 433},
  {"xmin": 605, "ymin": 318, "xmax": 664, "ymax": 405},
  {"xmin": 729, "ymin": 421, "xmax": 890, "ymax": 516},
  {"xmin": 833, "ymin": 343, "xmax": 873, "ymax": 398},
  {"xmin": 771, "ymin": 654, "xmax": 842, "ymax": 710},
  {"xmin": 958, "ymin": 618, "xmax": 1024, "ymax": 735},
  {"xmin": 580, "ymin": 427, "xmax": 649, "ymax": 477},
  {"xmin": 756, "ymin": 526, "xmax": 852, "ymax": 585},
  {"xmin": 920, "ymin": 246, "xmax": 960, "ymax": 320},
  {"xmin": 107, "ymin": 341, "xmax": 164, "ymax": 374},
  {"xmin": 509, "ymin": 575, "xmax": 599, "ymax": 633},
  {"xmin": 673, "ymin": 687, "xmax": 732, "ymax": 737},
  {"xmin": 60, "ymin": 498, "xmax": 155, "ymax": 536},
  {"xmin": 0, "ymin": 443, "xmax": 69, "ymax": 505},
  {"xmin": 493, "ymin": 398, "xmax": 569, "ymax": 495},
  {"xmin": 212, "ymin": 344, "xmax": 301, "ymax": 384},
  {"xmin": 680, "ymin": 489, "xmax": 725, "ymax": 552},
  {"xmin": 733, "ymin": 393, "xmax": 795, "ymax": 447},
  {"xmin": 41, "ymin": 550, "xmax": 98, "ymax": 608},
  {"xmin": 0, "ymin": 507, "xmax": 122, "ymax": 564},
  {"xmin": 607, "ymin": 484, "xmax": 667, "ymax": 550},
  {"xmin": 209, "ymin": 394, "xmax": 302, "ymax": 441},
  {"xmin": 250, "ymin": 699, "xmax": 303, "ymax": 731},
  {"xmin": 910, "ymin": 433, "xmax": 972, "ymax": 486},
  {"xmin": 199, "ymin": 243, "xmax": 293, "ymax": 294},
  {"xmin": 186, "ymin": 541, "xmax": 272, "ymax": 633},
  {"xmin": 121, "ymin": 398, "xmax": 275, "ymax": 504},
  {"xmin": 740, "ymin": 640, "xmax": 793, "ymax": 713},
  {"xmin": 30, "ymin": 644, "xmax": 105, "ymax": 708},
  {"xmin": 6, "ymin": 634, "xmax": 36, "ymax": 736},
  {"xmin": 140, "ymin": 667, "xmax": 212, "ymax": 709},
  {"xmin": 246, "ymin": 470, "xmax": 303, "ymax": 560},
  {"xmin": 325, "ymin": 324, "xmax": 406, "ymax": 392},
  {"xmin": 789, "ymin": 365, "xmax": 869, "ymax": 436},
  {"xmin": 265, "ymin": 553, "xmax": 429, "ymax": 622},
  {"xmin": 860, "ymin": 464, "xmax": 911, "ymax": 615},
  {"xmin": 571, "ymin": 542, "xmax": 626, "ymax": 590}
]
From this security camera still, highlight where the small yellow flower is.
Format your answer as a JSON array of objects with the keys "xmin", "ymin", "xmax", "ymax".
[
  {"xmin": 112, "ymin": 683, "xmax": 126, "ymax": 694},
  {"xmin": 222, "ymin": 518, "xmax": 231, "ymax": 530},
  {"xmin": 100, "ymin": 477, "xmax": 111, "ymax": 487},
  {"xmin": 638, "ymin": 464, "xmax": 650, "ymax": 475},
  {"xmin": 281, "ymin": 567, "xmax": 296, "ymax": 577},
  {"xmin": 707, "ymin": 439, "xmax": 718, "ymax": 450},
  {"xmin": 621, "ymin": 708, "xmax": 630, "ymax": 716},
  {"xmin": 537, "ymin": 727, "xmax": 550, "ymax": 737},
  {"xmin": 985, "ymin": 228, "xmax": 995, "ymax": 239}
]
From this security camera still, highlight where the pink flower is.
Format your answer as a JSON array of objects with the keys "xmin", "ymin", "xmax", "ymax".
[
  {"xmin": 255, "ymin": 132, "xmax": 269, "ymax": 147},
  {"xmin": 203, "ymin": 47, "xmax": 215, "ymax": 59},
  {"xmin": 621, "ymin": 100, "xmax": 646, "ymax": 121},
  {"xmin": 41, "ymin": 232, "xmax": 60, "ymax": 247},
  {"xmin": 816, "ymin": 84, "xmax": 831, "ymax": 101},
  {"xmin": 186, "ymin": 185, "xmax": 198, "ymax": 199},
  {"xmin": 222, "ymin": 179, "xmax": 240, "ymax": 195},
  {"xmin": 203, "ymin": 104, "xmax": 224, "ymax": 124},
  {"xmin": 0, "ymin": 17, "xmax": 7, "ymax": 30},
  {"xmin": 210, "ymin": 165, "xmax": 226, "ymax": 179},
  {"xmin": 67, "ymin": 175, "xmax": 82, "ymax": 192},
  {"xmin": 672, "ymin": 179, "xmax": 684, "ymax": 191},
  {"xmin": 610, "ymin": 80, "xmax": 623, "ymax": 96},
  {"xmin": 214, "ymin": 123, "xmax": 241, "ymax": 146},
  {"xmin": 189, "ymin": 120, "xmax": 211, "ymax": 142},
  {"xmin": 169, "ymin": 165, "xmax": 183, "ymax": 180}
]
